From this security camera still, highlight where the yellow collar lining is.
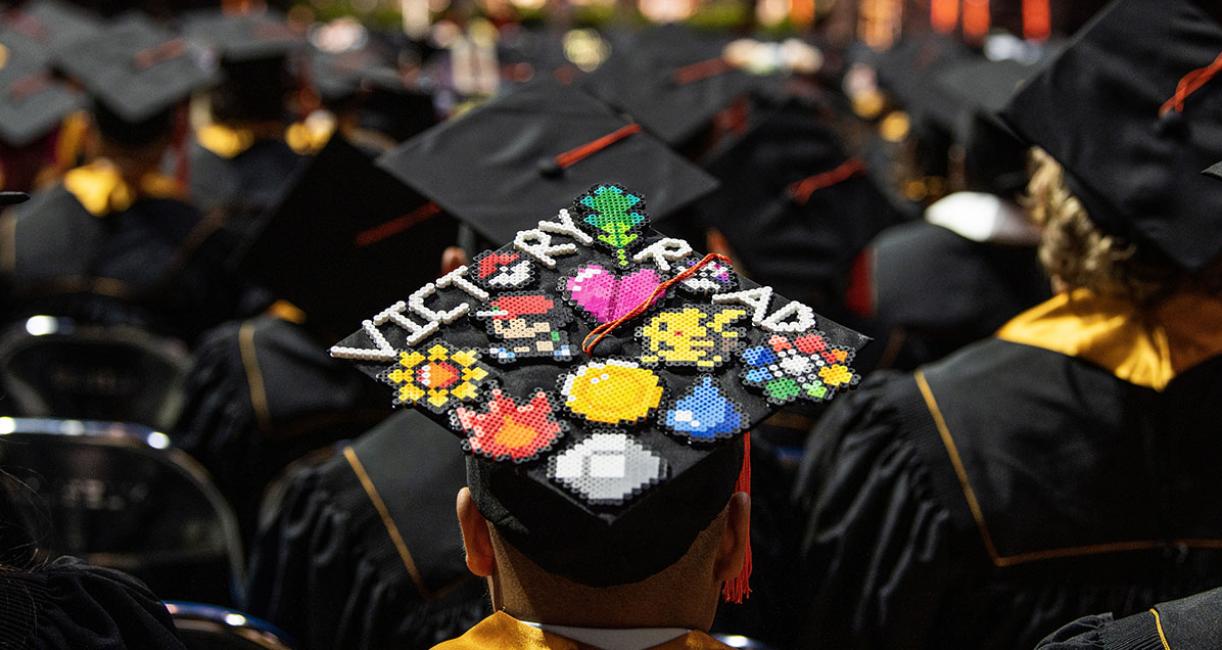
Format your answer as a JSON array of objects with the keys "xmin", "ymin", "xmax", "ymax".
[
  {"xmin": 997, "ymin": 288, "xmax": 1222, "ymax": 391},
  {"xmin": 63, "ymin": 160, "xmax": 184, "ymax": 217}
]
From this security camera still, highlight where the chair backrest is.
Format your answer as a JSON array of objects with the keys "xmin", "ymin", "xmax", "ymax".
[
  {"xmin": 0, "ymin": 418, "xmax": 243, "ymax": 604},
  {"xmin": 166, "ymin": 602, "xmax": 295, "ymax": 650},
  {"xmin": 712, "ymin": 634, "xmax": 778, "ymax": 650},
  {"xmin": 0, "ymin": 317, "xmax": 190, "ymax": 430}
]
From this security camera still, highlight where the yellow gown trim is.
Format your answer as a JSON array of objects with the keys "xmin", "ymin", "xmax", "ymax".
[
  {"xmin": 196, "ymin": 123, "xmax": 258, "ymax": 160},
  {"xmin": 432, "ymin": 612, "xmax": 732, "ymax": 649},
  {"xmin": 198, "ymin": 118, "xmax": 333, "ymax": 159},
  {"xmin": 63, "ymin": 160, "xmax": 185, "ymax": 217},
  {"xmin": 997, "ymin": 288, "xmax": 1222, "ymax": 391}
]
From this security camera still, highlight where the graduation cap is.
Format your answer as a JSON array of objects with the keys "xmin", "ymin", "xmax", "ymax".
[
  {"xmin": 580, "ymin": 25, "xmax": 764, "ymax": 148},
  {"xmin": 56, "ymin": 14, "xmax": 216, "ymax": 145},
  {"xmin": 310, "ymin": 44, "xmax": 393, "ymax": 106},
  {"xmin": 0, "ymin": 0, "xmax": 102, "ymax": 65},
  {"xmin": 700, "ymin": 100, "xmax": 903, "ymax": 306},
  {"xmin": 934, "ymin": 57, "xmax": 1038, "ymax": 197},
  {"xmin": 377, "ymin": 79, "xmax": 718, "ymax": 246},
  {"xmin": 0, "ymin": 49, "xmax": 84, "ymax": 147},
  {"xmin": 182, "ymin": 9, "xmax": 303, "ymax": 64},
  {"xmin": 1001, "ymin": 0, "xmax": 1222, "ymax": 271},
  {"xmin": 1204, "ymin": 161, "xmax": 1222, "ymax": 181},
  {"xmin": 241, "ymin": 135, "xmax": 459, "ymax": 340},
  {"xmin": 330, "ymin": 182, "xmax": 868, "ymax": 593}
]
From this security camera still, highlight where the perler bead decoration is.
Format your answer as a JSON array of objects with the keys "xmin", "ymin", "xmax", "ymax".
[
  {"xmin": 470, "ymin": 250, "xmax": 537, "ymax": 291},
  {"xmin": 573, "ymin": 184, "xmax": 648, "ymax": 269},
  {"xmin": 378, "ymin": 342, "xmax": 493, "ymax": 414},
  {"xmin": 559, "ymin": 359, "xmax": 665, "ymax": 427},
  {"xmin": 562, "ymin": 263, "xmax": 666, "ymax": 325},
  {"xmin": 451, "ymin": 388, "xmax": 566, "ymax": 463},
  {"xmin": 548, "ymin": 431, "xmax": 668, "ymax": 506},
  {"xmin": 473, "ymin": 292, "xmax": 576, "ymax": 363},
  {"xmin": 636, "ymin": 305, "xmax": 749, "ymax": 370},
  {"xmin": 675, "ymin": 258, "xmax": 738, "ymax": 296},
  {"xmin": 739, "ymin": 332, "xmax": 860, "ymax": 405},
  {"xmin": 660, "ymin": 376, "xmax": 748, "ymax": 443}
]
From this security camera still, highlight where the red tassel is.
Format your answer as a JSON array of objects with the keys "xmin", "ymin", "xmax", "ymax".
[{"xmin": 722, "ymin": 430, "xmax": 752, "ymax": 604}]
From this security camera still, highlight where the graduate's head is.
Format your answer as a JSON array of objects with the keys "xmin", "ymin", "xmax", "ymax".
[
  {"xmin": 328, "ymin": 182, "xmax": 869, "ymax": 628},
  {"xmin": 1001, "ymin": 0, "xmax": 1222, "ymax": 305}
]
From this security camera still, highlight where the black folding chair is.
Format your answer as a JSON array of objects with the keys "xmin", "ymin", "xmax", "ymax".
[
  {"xmin": 166, "ymin": 602, "xmax": 294, "ymax": 650},
  {"xmin": 713, "ymin": 634, "xmax": 779, "ymax": 650},
  {"xmin": 0, "ymin": 317, "xmax": 190, "ymax": 429},
  {"xmin": 0, "ymin": 418, "xmax": 243, "ymax": 605}
]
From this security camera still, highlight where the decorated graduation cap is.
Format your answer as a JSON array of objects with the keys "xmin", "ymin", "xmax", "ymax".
[
  {"xmin": 241, "ymin": 134, "xmax": 458, "ymax": 340},
  {"xmin": 0, "ymin": 0, "xmax": 102, "ymax": 65},
  {"xmin": 581, "ymin": 25, "xmax": 763, "ymax": 148},
  {"xmin": 330, "ymin": 182, "xmax": 869, "ymax": 596},
  {"xmin": 377, "ymin": 79, "xmax": 718, "ymax": 246},
  {"xmin": 1001, "ymin": 0, "xmax": 1222, "ymax": 271},
  {"xmin": 56, "ymin": 14, "xmax": 216, "ymax": 146},
  {"xmin": 0, "ymin": 47, "xmax": 84, "ymax": 147}
]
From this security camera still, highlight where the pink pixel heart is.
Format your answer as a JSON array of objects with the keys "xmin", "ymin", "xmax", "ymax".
[{"xmin": 564, "ymin": 263, "xmax": 665, "ymax": 324}]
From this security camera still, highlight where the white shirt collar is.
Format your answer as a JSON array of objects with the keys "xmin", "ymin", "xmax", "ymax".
[
  {"xmin": 924, "ymin": 191, "xmax": 1041, "ymax": 246},
  {"xmin": 522, "ymin": 620, "xmax": 691, "ymax": 650}
]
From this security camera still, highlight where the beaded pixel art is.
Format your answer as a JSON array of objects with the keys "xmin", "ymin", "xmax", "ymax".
[
  {"xmin": 574, "ymin": 184, "xmax": 647, "ymax": 268},
  {"xmin": 636, "ymin": 306, "xmax": 749, "ymax": 370},
  {"xmin": 471, "ymin": 250, "xmax": 537, "ymax": 290},
  {"xmin": 452, "ymin": 388, "xmax": 567, "ymax": 463},
  {"xmin": 660, "ymin": 376, "xmax": 748, "ymax": 442},
  {"xmin": 559, "ymin": 359, "xmax": 665, "ymax": 426},
  {"xmin": 473, "ymin": 292, "xmax": 576, "ymax": 363},
  {"xmin": 548, "ymin": 431, "xmax": 669, "ymax": 506},
  {"xmin": 675, "ymin": 258, "xmax": 738, "ymax": 295},
  {"xmin": 562, "ymin": 263, "xmax": 666, "ymax": 324},
  {"xmin": 379, "ymin": 342, "xmax": 493, "ymax": 413},
  {"xmin": 740, "ymin": 332, "xmax": 860, "ymax": 405}
]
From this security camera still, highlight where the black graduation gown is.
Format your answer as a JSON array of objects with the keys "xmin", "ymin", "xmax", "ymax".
[
  {"xmin": 245, "ymin": 409, "xmax": 488, "ymax": 650},
  {"xmin": 794, "ymin": 333, "xmax": 1222, "ymax": 649},
  {"xmin": 188, "ymin": 138, "xmax": 305, "ymax": 240},
  {"xmin": 849, "ymin": 219, "xmax": 1049, "ymax": 371},
  {"xmin": 0, "ymin": 556, "xmax": 186, "ymax": 650},
  {"xmin": 0, "ymin": 185, "xmax": 240, "ymax": 344},
  {"xmin": 1037, "ymin": 586, "xmax": 1222, "ymax": 649},
  {"xmin": 173, "ymin": 315, "xmax": 391, "ymax": 538}
]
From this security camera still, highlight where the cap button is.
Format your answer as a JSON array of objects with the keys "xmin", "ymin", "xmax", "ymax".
[
  {"xmin": 1156, "ymin": 110, "xmax": 1187, "ymax": 137},
  {"xmin": 536, "ymin": 157, "xmax": 563, "ymax": 178}
]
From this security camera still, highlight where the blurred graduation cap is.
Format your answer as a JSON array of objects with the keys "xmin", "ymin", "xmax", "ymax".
[
  {"xmin": 934, "ymin": 57, "xmax": 1038, "ymax": 197},
  {"xmin": 377, "ymin": 79, "xmax": 718, "ymax": 246},
  {"xmin": 1204, "ymin": 161, "xmax": 1222, "ymax": 181},
  {"xmin": 700, "ymin": 100, "xmax": 903, "ymax": 306},
  {"xmin": 331, "ymin": 181, "xmax": 868, "ymax": 591},
  {"xmin": 56, "ymin": 14, "xmax": 217, "ymax": 145},
  {"xmin": 0, "ymin": 0, "xmax": 102, "ymax": 66},
  {"xmin": 0, "ymin": 47, "xmax": 84, "ymax": 147},
  {"xmin": 580, "ymin": 24, "xmax": 763, "ymax": 148},
  {"xmin": 311, "ymin": 44, "xmax": 393, "ymax": 106},
  {"xmin": 241, "ymin": 135, "xmax": 458, "ymax": 340},
  {"xmin": 182, "ymin": 9, "xmax": 303, "ymax": 64},
  {"xmin": 1001, "ymin": 0, "xmax": 1222, "ymax": 271}
]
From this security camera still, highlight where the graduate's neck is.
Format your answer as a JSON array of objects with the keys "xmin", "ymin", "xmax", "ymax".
[{"xmin": 96, "ymin": 139, "xmax": 170, "ymax": 185}]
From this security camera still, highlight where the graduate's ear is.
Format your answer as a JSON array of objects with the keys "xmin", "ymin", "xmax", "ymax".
[
  {"xmin": 713, "ymin": 492, "xmax": 750, "ymax": 583},
  {"xmin": 456, "ymin": 487, "xmax": 496, "ymax": 577},
  {"xmin": 441, "ymin": 246, "xmax": 468, "ymax": 275}
]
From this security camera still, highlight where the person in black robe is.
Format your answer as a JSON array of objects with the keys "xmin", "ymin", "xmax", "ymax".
[
  {"xmin": 244, "ymin": 409, "xmax": 488, "ymax": 650},
  {"xmin": 793, "ymin": 2, "xmax": 1222, "ymax": 648},
  {"xmin": 0, "ymin": 15, "xmax": 240, "ymax": 345},
  {"xmin": 183, "ymin": 10, "xmax": 308, "ymax": 238},
  {"xmin": 845, "ymin": 57, "xmax": 1050, "ymax": 372},
  {"xmin": 1037, "ymin": 586, "xmax": 1222, "ymax": 649}
]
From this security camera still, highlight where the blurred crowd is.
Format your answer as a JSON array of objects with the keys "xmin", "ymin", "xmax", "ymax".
[{"xmin": 0, "ymin": 0, "xmax": 1221, "ymax": 648}]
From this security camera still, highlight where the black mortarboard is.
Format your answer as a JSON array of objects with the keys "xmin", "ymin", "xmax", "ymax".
[
  {"xmin": 0, "ymin": 49, "xmax": 84, "ymax": 147},
  {"xmin": 56, "ymin": 14, "xmax": 216, "ymax": 145},
  {"xmin": 934, "ymin": 58, "xmax": 1037, "ymax": 197},
  {"xmin": 873, "ymin": 33, "xmax": 971, "ymax": 117},
  {"xmin": 377, "ymin": 79, "xmax": 718, "ymax": 246},
  {"xmin": 241, "ymin": 135, "xmax": 458, "ymax": 341},
  {"xmin": 0, "ymin": 0, "xmax": 102, "ymax": 65},
  {"xmin": 330, "ymin": 182, "xmax": 868, "ymax": 589},
  {"xmin": 700, "ymin": 101, "xmax": 903, "ymax": 306},
  {"xmin": 1204, "ymin": 161, "xmax": 1222, "ymax": 181},
  {"xmin": 182, "ymin": 9, "xmax": 303, "ymax": 64},
  {"xmin": 1001, "ymin": 0, "xmax": 1222, "ymax": 271},
  {"xmin": 580, "ymin": 25, "xmax": 763, "ymax": 148},
  {"xmin": 357, "ymin": 66, "xmax": 438, "ymax": 145},
  {"xmin": 310, "ymin": 44, "xmax": 393, "ymax": 106}
]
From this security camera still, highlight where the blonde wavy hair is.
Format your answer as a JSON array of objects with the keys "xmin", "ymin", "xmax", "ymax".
[{"xmin": 1023, "ymin": 148, "xmax": 1222, "ymax": 307}]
